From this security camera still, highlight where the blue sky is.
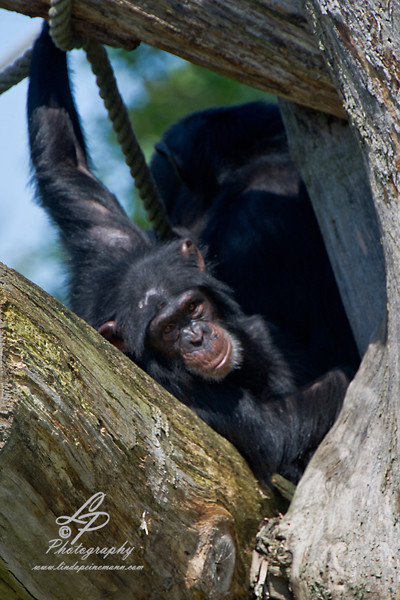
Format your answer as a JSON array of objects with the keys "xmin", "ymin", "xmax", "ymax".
[
  {"xmin": 0, "ymin": 9, "xmax": 139, "ymax": 297},
  {"xmin": 0, "ymin": 11, "xmax": 48, "ymax": 285}
]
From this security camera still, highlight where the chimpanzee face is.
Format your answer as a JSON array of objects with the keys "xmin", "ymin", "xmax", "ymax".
[
  {"xmin": 146, "ymin": 289, "xmax": 242, "ymax": 380},
  {"xmin": 97, "ymin": 239, "xmax": 243, "ymax": 379}
]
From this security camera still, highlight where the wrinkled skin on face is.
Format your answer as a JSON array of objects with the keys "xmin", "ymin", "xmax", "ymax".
[{"xmin": 147, "ymin": 289, "xmax": 242, "ymax": 380}]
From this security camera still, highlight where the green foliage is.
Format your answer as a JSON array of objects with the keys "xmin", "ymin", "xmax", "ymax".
[{"xmin": 110, "ymin": 45, "xmax": 273, "ymax": 148}]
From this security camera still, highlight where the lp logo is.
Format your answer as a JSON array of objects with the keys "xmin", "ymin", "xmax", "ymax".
[{"xmin": 56, "ymin": 492, "xmax": 110, "ymax": 545}]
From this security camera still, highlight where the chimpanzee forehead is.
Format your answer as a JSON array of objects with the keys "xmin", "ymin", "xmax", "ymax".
[
  {"xmin": 136, "ymin": 285, "xmax": 206, "ymax": 318},
  {"xmin": 128, "ymin": 246, "xmax": 206, "ymax": 309},
  {"xmin": 137, "ymin": 287, "xmax": 166, "ymax": 310},
  {"xmin": 151, "ymin": 289, "xmax": 206, "ymax": 322},
  {"xmin": 134, "ymin": 270, "xmax": 202, "ymax": 313}
]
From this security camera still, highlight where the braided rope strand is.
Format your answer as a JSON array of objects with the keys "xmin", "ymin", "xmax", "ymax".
[
  {"xmin": 49, "ymin": 0, "xmax": 74, "ymax": 50},
  {"xmin": 0, "ymin": 48, "xmax": 32, "ymax": 95},
  {"xmin": 83, "ymin": 38, "xmax": 173, "ymax": 238}
]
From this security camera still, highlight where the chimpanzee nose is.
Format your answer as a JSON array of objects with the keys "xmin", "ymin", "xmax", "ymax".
[
  {"xmin": 188, "ymin": 322, "xmax": 204, "ymax": 345},
  {"xmin": 183, "ymin": 322, "xmax": 207, "ymax": 348}
]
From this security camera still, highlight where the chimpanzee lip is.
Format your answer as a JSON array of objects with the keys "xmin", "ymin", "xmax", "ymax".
[
  {"xmin": 212, "ymin": 337, "xmax": 232, "ymax": 372},
  {"xmin": 203, "ymin": 335, "xmax": 234, "ymax": 379},
  {"xmin": 184, "ymin": 328, "xmax": 240, "ymax": 380}
]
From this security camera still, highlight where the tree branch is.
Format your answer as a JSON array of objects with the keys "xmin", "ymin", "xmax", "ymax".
[
  {"xmin": 0, "ymin": 0, "xmax": 345, "ymax": 117},
  {"xmin": 0, "ymin": 262, "xmax": 275, "ymax": 599},
  {"xmin": 270, "ymin": 2, "xmax": 400, "ymax": 597}
]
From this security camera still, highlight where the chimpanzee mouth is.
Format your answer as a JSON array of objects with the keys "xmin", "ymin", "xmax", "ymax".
[
  {"xmin": 199, "ymin": 333, "xmax": 243, "ymax": 381},
  {"xmin": 211, "ymin": 337, "xmax": 234, "ymax": 376}
]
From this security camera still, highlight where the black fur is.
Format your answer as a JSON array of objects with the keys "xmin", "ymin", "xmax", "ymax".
[
  {"xmin": 151, "ymin": 104, "xmax": 360, "ymax": 383},
  {"xmin": 27, "ymin": 25, "xmax": 353, "ymax": 485}
]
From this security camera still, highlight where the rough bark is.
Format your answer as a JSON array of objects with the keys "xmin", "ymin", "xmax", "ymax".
[
  {"xmin": 250, "ymin": 101, "xmax": 388, "ymax": 599},
  {"xmin": 0, "ymin": 262, "xmax": 275, "ymax": 600},
  {"xmin": 264, "ymin": 2, "xmax": 400, "ymax": 598},
  {"xmin": 0, "ymin": 0, "xmax": 345, "ymax": 117}
]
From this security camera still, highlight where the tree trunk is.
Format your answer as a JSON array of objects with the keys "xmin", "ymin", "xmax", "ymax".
[
  {"xmin": 0, "ymin": 0, "xmax": 345, "ymax": 117},
  {"xmin": 0, "ymin": 262, "xmax": 276, "ymax": 600},
  {"xmin": 278, "ymin": 100, "xmax": 386, "ymax": 357},
  {"xmin": 253, "ymin": 2, "xmax": 400, "ymax": 598}
]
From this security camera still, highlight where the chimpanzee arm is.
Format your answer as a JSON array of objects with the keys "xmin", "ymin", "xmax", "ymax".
[
  {"xmin": 192, "ymin": 368, "xmax": 350, "ymax": 485},
  {"xmin": 273, "ymin": 368, "xmax": 350, "ymax": 481},
  {"xmin": 27, "ymin": 24, "xmax": 150, "ymax": 262}
]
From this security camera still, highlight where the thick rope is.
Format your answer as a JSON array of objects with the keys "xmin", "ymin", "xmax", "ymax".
[
  {"xmin": 0, "ymin": 1, "xmax": 173, "ymax": 239},
  {"xmin": 0, "ymin": 48, "xmax": 32, "ymax": 94},
  {"xmin": 83, "ymin": 39, "xmax": 173, "ymax": 239},
  {"xmin": 49, "ymin": 0, "xmax": 75, "ymax": 50}
]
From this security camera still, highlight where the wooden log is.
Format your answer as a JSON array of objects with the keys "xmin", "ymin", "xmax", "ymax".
[
  {"xmin": 0, "ymin": 0, "xmax": 345, "ymax": 117},
  {"xmin": 0, "ymin": 262, "xmax": 274, "ymax": 600},
  {"xmin": 279, "ymin": 100, "xmax": 386, "ymax": 356},
  {"xmin": 262, "ymin": 1, "xmax": 400, "ymax": 597}
]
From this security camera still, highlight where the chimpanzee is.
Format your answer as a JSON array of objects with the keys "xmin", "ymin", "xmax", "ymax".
[
  {"xmin": 27, "ymin": 25, "xmax": 353, "ymax": 486},
  {"xmin": 150, "ymin": 105, "xmax": 360, "ymax": 383}
]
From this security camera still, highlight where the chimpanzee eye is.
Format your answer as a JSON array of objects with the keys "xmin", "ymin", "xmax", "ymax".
[
  {"xmin": 187, "ymin": 302, "xmax": 197, "ymax": 313},
  {"xmin": 187, "ymin": 301, "xmax": 205, "ymax": 318},
  {"xmin": 163, "ymin": 323, "xmax": 175, "ymax": 335}
]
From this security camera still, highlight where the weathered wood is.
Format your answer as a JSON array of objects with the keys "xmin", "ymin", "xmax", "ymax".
[
  {"xmin": 271, "ymin": 2, "xmax": 400, "ymax": 598},
  {"xmin": 279, "ymin": 100, "xmax": 386, "ymax": 356},
  {"xmin": 0, "ymin": 0, "xmax": 345, "ymax": 117},
  {"xmin": 283, "ymin": 324, "xmax": 394, "ymax": 599},
  {"xmin": 248, "ymin": 99, "xmax": 387, "ymax": 597},
  {"xmin": 0, "ymin": 262, "xmax": 274, "ymax": 600}
]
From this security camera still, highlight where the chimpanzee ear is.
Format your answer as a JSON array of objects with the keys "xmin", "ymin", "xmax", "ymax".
[
  {"xmin": 179, "ymin": 239, "xmax": 205, "ymax": 271},
  {"xmin": 98, "ymin": 321, "xmax": 127, "ymax": 353}
]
